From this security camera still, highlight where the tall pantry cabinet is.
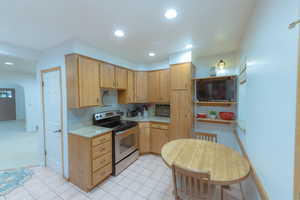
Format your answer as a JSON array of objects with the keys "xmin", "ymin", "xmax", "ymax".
[{"xmin": 170, "ymin": 63, "xmax": 193, "ymax": 140}]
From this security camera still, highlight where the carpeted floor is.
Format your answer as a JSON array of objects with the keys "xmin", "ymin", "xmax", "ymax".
[{"xmin": 0, "ymin": 120, "xmax": 39, "ymax": 171}]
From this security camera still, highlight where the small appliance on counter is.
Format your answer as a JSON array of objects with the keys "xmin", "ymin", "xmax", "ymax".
[{"xmin": 155, "ymin": 104, "xmax": 170, "ymax": 117}]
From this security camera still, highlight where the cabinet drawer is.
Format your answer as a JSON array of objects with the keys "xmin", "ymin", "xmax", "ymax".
[
  {"xmin": 151, "ymin": 124, "xmax": 169, "ymax": 130},
  {"xmin": 139, "ymin": 122, "xmax": 150, "ymax": 128},
  {"xmin": 92, "ymin": 133, "xmax": 112, "ymax": 146},
  {"xmin": 92, "ymin": 153, "xmax": 112, "ymax": 172},
  {"xmin": 92, "ymin": 163, "xmax": 112, "ymax": 185},
  {"xmin": 92, "ymin": 141, "xmax": 112, "ymax": 159}
]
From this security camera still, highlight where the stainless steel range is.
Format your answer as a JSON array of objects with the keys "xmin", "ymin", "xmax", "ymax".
[{"xmin": 93, "ymin": 111, "xmax": 139, "ymax": 176}]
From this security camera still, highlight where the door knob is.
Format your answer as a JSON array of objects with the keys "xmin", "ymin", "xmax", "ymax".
[{"xmin": 53, "ymin": 129, "xmax": 62, "ymax": 133}]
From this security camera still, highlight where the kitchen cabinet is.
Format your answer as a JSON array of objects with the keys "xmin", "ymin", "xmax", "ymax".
[
  {"xmin": 135, "ymin": 71, "xmax": 148, "ymax": 102},
  {"xmin": 115, "ymin": 67, "xmax": 128, "ymax": 90},
  {"xmin": 170, "ymin": 62, "xmax": 193, "ymax": 140},
  {"xmin": 138, "ymin": 122, "xmax": 151, "ymax": 154},
  {"xmin": 170, "ymin": 63, "xmax": 192, "ymax": 90},
  {"xmin": 159, "ymin": 69, "xmax": 170, "ymax": 102},
  {"xmin": 170, "ymin": 90, "xmax": 192, "ymax": 140},
  {"xmin": 100, "ymin": 62, "xmax": 116, "ymax": 89},
  {"xmin": 150, "ymin": 123, "xmax": 169, "ymax": 154},
  {"xmin": 66, "ymin": 54, "xmax": 101, "ymax": 108},
  {"xmin": 69, "ymin": 132, "xmax": 112, "ymax": 192},
  {"xmin": 148, "ymin": 69, "xmax": 170, "ymax": 103},
  {"xmin": 148, "ymin": 71, "xmax": 160, "ymax": 102},
  {"xmin": 118, "ymin": 70, "xmax": 135, "ymax": 104}
]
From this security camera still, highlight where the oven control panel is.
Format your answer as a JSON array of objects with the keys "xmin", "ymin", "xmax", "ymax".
[{"xmin": 94, "ymin": 111, "xmax": 121, "ymax": 121}]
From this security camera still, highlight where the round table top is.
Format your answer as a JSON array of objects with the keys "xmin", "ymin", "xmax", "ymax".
[{"xmin": 161, "ymin": 139, "xmax": 251, "ymax": 185}]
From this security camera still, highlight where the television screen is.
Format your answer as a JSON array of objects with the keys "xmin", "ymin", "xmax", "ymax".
[{"xmin": 196, "ymin": 78, "xmax": 236, "ymax": 102}]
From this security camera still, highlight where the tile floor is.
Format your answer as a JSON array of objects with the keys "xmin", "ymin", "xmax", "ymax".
[
  {"xmin": 0, "ymin": 155, "xmax": 244, "ymax": 200},
  {"xmin": 0, "ymin": 120, "xmax": 39, "ymax": 170}
]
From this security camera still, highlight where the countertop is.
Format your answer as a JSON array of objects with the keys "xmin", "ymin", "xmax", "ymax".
[
  {"xmin": 70, "ymin": 126, "xmax": 113, "ymax": 138},
  {"xmin": 122, "ymin": 116, "xmax": 170, "ymax": 123}
]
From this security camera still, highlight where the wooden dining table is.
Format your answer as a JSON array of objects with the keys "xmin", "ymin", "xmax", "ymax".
[{"xmin": 161, "ymin": 139, "xmax": 251, "ymax": 185}]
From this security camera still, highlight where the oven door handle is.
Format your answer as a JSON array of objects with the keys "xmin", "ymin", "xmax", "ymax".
[{"xmin": 115, "ymin": 126, "xmax": 138, "ymax": 136}]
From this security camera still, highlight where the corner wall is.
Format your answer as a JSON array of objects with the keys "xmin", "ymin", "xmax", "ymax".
[{"xmin": 237, "ymin": 0, "xmax": 299, "ymax": 199}]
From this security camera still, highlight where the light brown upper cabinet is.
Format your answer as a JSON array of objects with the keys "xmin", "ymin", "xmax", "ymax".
[
  {"xmin": 118, "ymin": 70, "xmax": 134, "ymax": 104},
  {"xmin": 160, "ymin": 69, "xmax": 170, "ymax": 102},
  {"xmin": 135, "ymin": 71, "xmax": 148, "ymax": 102},
  {"xmin": 100, "ymin": 63, "xmax": 128, "ymax": 90},
  {"xmin": 148, "ymin": 71, "xmax": 160, "ymax": 102},
  {"xmin": 170, "ymin": 63, "xmax": 192, "ymax": 90},
  {"xmin": 100, "ymin": 63, "xmax": 116, "ymax": 89},
  {"xmin": 148, "ymin": 69, "xmax": 170, "ymax": 103},
  {"xmin": 66, "ymin": 54, "xmax": 101, "ymax": 108},
  {"xmin": 115, "ymin": 67, "xmax": 128, "ymax": 90}
]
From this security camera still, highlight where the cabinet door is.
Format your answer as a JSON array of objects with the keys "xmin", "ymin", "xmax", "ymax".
[
  {"xmin": 170, "ymin": 63, "xmax": 192, "ymax": 90},
  {"xmin": 148, "ymin": 71, "xmax": 160, "ymax": 102},
  {"xmin": 78, "ymin": 56, "xmax": 101, "ymax": 107},
  {"xmin": 159, "ymin": 69, "xmax": 170, "ymax": 102},
  {"xmin": 100, "ymin": 63, "xmax": 115, "ymax": 88},
  {"xmin": 170, "ymin": 90, "xmax": 192, "ymax": 140},
  {"xmin": 115, "ymin": 67, "xmax": 128, "ymax": 90},
  {"xmin": 139, "ymin": 125, "xmax": 150, "ymax": 154},
  {"xmin": 127, "ymin": 70, "xmax": 135, "ymax": 103},
  {"xmin": 135, "ymin": 72, "xmax": 148, "ymax": 102},
  {"xmin": 151, "ymin": 128, "xmax": 169, "ymax": 154}
]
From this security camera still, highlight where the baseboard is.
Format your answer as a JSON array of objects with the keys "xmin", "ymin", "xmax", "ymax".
[{"xmin": 233, "ymin": 129, "xmax": 269, "ymax": 200}]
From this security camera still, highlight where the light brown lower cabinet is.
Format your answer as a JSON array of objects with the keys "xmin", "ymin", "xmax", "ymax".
[
  {"xmin": 138, "ymin": 122, "xmax": 169, "ymax": 155},
  {"xmin": 139, "ymin": 122, "xmax": 151, "ymax": 154},
  {"xmin": 69, "ymin": 132, "xmax": 112, "ymax": 192}
]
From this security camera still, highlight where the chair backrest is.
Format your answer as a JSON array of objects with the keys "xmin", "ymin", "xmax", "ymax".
[
  {"xmin": 193, "ymin": 132, "xmax": 218, "ymax": 143},
  {"xmin": 172, "ymin": 164, "xmax": 213, "ymax": 200}
]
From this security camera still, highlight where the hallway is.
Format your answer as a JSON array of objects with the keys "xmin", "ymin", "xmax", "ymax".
[{"xmin": 0, "ymin": 120, "xmax": 39, "ymax": 170}]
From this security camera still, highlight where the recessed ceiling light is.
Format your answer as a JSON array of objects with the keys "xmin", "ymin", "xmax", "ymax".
[
  {"xmin": 148, "ymin": 52, "xmax": 156, "ymax": 57},
  {"xmin": 185, "ymin": 44, "xmax": 193, "ymax": 49},
  {"xmin": 4, "ymin": 62, "xmax": 14, "ymax": 66},
  {"xmin": 165, "ymin": 9, "xmax": 177, "ymax": 19},
  {"xmin": 114, "ymin": 30, "xmax": 125, "ymax": 38}
]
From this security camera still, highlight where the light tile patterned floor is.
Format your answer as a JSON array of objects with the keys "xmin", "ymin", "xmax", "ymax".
[{"xmin": 0, "ymin": 155, "xmax": 244, "ymax": 200}]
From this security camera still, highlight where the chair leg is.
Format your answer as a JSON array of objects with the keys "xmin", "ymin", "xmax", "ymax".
[{"xmin": 221, "ymin": 186, "xmax": 224, "ymax": 200}]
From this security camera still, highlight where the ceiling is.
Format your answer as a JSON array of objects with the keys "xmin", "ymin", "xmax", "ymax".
[
  {"xmin": 0, "ymin": 0, "xmax": 256, "ymax": 65},
  {"xmin": 0, "ymin": 54, "xmax": 36, "ymax": 75}
]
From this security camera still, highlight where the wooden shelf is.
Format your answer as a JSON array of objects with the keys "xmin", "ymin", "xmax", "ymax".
[
  {"xmin": 193, "ymin": 75, "xmax": 237, "ymax": 81},
  {"xmin": 194, "ymin": 101, "xmax": 237, "ymax": 107},
  {"xmin": 195, "ymin": 118, "xmax": 236, "ymax": 125}
]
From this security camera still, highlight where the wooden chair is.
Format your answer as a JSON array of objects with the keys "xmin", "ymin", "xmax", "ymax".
[
  {"xmin": 172, "ymin": 164, "xmax": 216, "ymax": 200},
  {"xmin": 193, "ymin": 132, "xmax": 218, "ymax": 143}
]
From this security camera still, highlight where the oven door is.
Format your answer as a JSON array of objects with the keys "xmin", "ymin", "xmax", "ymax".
[{"xmin": 114, "ymin": 126, "xmax": 138, "ymax": 163}]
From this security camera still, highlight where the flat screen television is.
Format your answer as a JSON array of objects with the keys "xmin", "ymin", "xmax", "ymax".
[{"xmin": 196, "ymin": 77, "xmax": 237, "ymax": 102}]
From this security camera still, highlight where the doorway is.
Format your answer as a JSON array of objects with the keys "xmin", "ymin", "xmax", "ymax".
[
  {"xmin": 0, "ymin": 88, "xmax": 16, "ymax": 121},
  {"xmin": 41, "ymin": 67, "xmax": 64, "ymax": 174}
]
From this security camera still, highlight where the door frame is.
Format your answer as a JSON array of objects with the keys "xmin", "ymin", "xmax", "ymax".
[{"xmin": 40, "ymin": 66, "xmax": 64, "ymax": 176}]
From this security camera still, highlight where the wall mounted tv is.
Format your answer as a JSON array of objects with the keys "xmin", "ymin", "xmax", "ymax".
[{"xmin": 196, "ymin": 76, "xmax": 237, "ymax": 102}]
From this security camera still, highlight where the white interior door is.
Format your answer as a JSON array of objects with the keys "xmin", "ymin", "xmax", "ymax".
[{"xmin": 42, "ymin": 68, "xmax": 63, "ymax": 174}]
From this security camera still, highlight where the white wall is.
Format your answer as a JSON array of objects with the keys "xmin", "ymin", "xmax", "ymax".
[
  {"xmin": 237, "ymin": 0, "xmax": 299, "ymax": 199},
  {"xmin": 0, "ymin": 84, "xmax": 25, "ymax": 120},
  {"xmin": 193, "ymin": 51, "xmax": 239, "ymax": 78},
  {"xmin": 0, "ymin": 72, "xmax": 38, "ymax": 132}
]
